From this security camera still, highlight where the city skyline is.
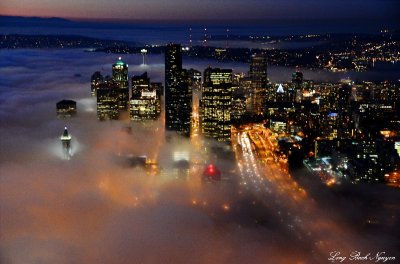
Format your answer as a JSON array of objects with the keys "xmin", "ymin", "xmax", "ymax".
[{"xmin": 0, "ymin": 2, "xmax": 399, "ymax": 263}]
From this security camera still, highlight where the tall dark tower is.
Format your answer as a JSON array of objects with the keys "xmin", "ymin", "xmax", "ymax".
[
  {"xmin": 112, "ymin": 57, "xmax": 129, "ymax": 110},
  {"xmin": 60, "ymin": 127, "xmax": 72, "ymax": 159},
  {"xmin": 91, "ymin": 71, "xmax": 103, "ymax": 96},
  {"xmin": 291, "ymin": 70, "xmax": 303, "ymax": 102},
  {"xmin": 179, "ymin": 69, "xmax": 192, "ymax": 136},
  {"xmin": 292, "ymin": 70, "xmax": 303, "ymax": 88},
  {"xmin": 165, "ymin": 43, "xmax": 191, "ymax": 136},
  {"xmin": 249, "ymin": 54, "xmax": 268, "ymax": 114}
]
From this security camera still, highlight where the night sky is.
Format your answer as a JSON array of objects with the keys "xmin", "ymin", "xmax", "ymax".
[{"xmin": 1, "ymin": 0, "xmax": 399, "ymax": 21}]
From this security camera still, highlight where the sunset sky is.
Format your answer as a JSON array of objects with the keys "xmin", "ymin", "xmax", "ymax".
[{"xmin": 1, "ymin": 0, "xmax": 399, "ymax": 21}]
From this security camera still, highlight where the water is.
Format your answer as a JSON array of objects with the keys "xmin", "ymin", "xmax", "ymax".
[
  {"xmin": 0, "ymin": 18, "xmax": 399, "ymax": 82},
  {"xmin": 0, "ymin": 18, "xmax": 397, "ymax": 45}
]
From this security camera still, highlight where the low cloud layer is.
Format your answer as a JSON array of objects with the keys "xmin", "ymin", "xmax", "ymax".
[{"xmin": 0, "ymin": 49, "xmax": 399, "ymax": 264}]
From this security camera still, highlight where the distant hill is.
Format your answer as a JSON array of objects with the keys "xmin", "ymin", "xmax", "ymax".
[{"xmin": 0, "ymin": 15, "xmax": 73, "ymax": 27}]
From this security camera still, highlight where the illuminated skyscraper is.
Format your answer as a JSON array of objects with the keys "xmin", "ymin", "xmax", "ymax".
[
  {"xmin": 60, "ymin": 127, "xmax": 72, "ymax": 159},
  {"xmin": 187, "ymin": 68, "xmax": 202, "ymax": 91},
  {"xmin": 131, "ymin": 72, "xmax": 150, "ymax": 98},
  {"xmin": 249, "ymin": 54, "xmax": 268, "ymax": 114},
  {"xmin": 97, "ymin": 80, "xmax": 119, "ymax": 120},
  {"xmin": 165, "ymin": 43, "xmax": 192, "ymax": 136},
  {"xmin": 165, "ymin": 44, "xmax": 182, "ymax": 131},
  {"xmin": 112, "ymin": 57, "xmax": 129, "ymax": 110},
  {"xmin": 130, "ymin": 72, "xmax": 161, "ymax": 121},
  {"xmin": 130, "ymin": 90, "xmax": 160, "ymax": 121},
  {"xmin": 201, "ymin": 67, "xmax": 233, "ymax": 142}
]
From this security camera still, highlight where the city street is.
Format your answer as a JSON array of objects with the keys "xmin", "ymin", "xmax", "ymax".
[{"xmin": 232, "ymin": 125, "xmax": 377, "ymax": 260}]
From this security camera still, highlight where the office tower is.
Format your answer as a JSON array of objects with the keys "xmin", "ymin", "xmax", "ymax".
[
  {"xmin": 291, "ymin": 70, "xmax": 303, "ymax": 102},
  {"xmin": 131, "ymin": 72, "xmax": 150, "ymax": 98},
  {"xmin": 91, "ymin": 71, "xmax": 103, "ymax": 96},
  {"xmin": 187, "ymin": 68, "xmax": 202, "ymax": 91},
  {"xmin": 130, "ymin": 73, "xmax": 161, "ymax": 121},
  {"xmin": 338, "ymin": 83, "xmax": 352, "ymax": 107},
  {"xmin": 56, "ymin": 100, "xmax": 76, "ymax": 118},
  {"xmin": 231, "ymin": 88, "xmax": 246, "ymax": 124},
  {"xmin": 237, "ymin": 76, "xmax": 253, "ymax": 112},
  {"xmin": 165, "ymin": 43, "xmax": 192, "ymax": 136},
  {"xmin": 179, "ymin": 69, "xmax": 192, "ymax": 136},
  {"xmin": 249, "ymin": 53, "xmax": 268, "ymax": 114},
  {"xmin": 97, "ymin": 80, "xmax": 119, "ymax": 120},
  {"xmin": 60, "ymin": 127, "xmax": 72, "ymax": 160},
  {"xmin": 201, "ymin": 67, "xmax": 233, "ymax": 142},
  {"xmin": 292, "ymin": 70, "xmax": 303, "ymax": 88},
  {"xmin": 112, "ymin": 57, "xmax": 129, "ymax": 110},
  {"xmin": 130, "ymin": 90, "xmax": 160, "ymax": 121},
  {"xmin": 336, "ymin": 83, "xmax": 356, "ymax": 140},
  {"xmin": 353, "ymin": 140, "xmax": 380, "ymax": 182}
]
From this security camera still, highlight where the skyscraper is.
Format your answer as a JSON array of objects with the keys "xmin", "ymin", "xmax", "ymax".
[
  {"xmin": 231, "ymin": 88, "xmax": 247, "ymax": 124},
  {"xmin": 130, "ymin": 90, "xmax": 160, "ymax": 121},
  {"xmin": 201, "ymin": 67, "xmax": 233, "ymax": 142},
  {"xmin": 292, "ymin": 70, "xmax": 303, "ymax": 102},
  {"xmin": 165, "ymin": 43, "xmax": 191, "ymax": 136},
  {"xmin": 60, "ymin": 127, "xmax": 72, "ymax": 160},
  {"xmin": 187, "ymin": 68, "xmax": 202, "ymax": 91},
  {"xmin": 131, "ymin": 72, "xmax": 150, "ymax": 98},
  {"xmin": 292, "ymin": 70, "xmax": 303, "ymax": 88},
  {"xmin": 91, "ymin": 71, "xmax": 103, "ymax": 96},
  {"xmin": 112, "ymin": 57, "xmax": 129, "ymax": 110},
  {"xmin": 129, "ymin": 72, "xmax": 161, "ymax": 121},
  {"xmin": 249, "ymin": 54, "xmax": 268, "ymax": 114},
  {"xmin": 97, "ymin": 80, "xmax": 119, "ymax": 120}
]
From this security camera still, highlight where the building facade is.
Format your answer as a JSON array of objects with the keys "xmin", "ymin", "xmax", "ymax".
[
  {"xmin": 112, "ymin": 57, "xmax": 129, "ymax": 110},
  {"xmin": 97, "ymin": 80, "xmax": 119, "ymax": 120},
  {"xmin": 131, "ymin": 72, "xmax": 150, "ymax": 98},
  {"xmin": 201, "ymin": 67, "xmax": 233, "ymax": 142},
  {"xmin": 91, "ymin": 71, "xmax": 103, "ymax": 96},
  {"xmin": 165, "ymin": 43, "xmax": 192, "ymax": 136},
  {"xmin": 130, "ymin": 90, "xmax": 160, "ymax": 121},
  {"xmin": 249, "ymin": 54, "xmax": 268, "ymax": 114}
]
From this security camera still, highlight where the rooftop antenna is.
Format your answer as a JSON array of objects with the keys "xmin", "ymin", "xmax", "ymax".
[
  {"xmin": 189, "ymin": 27, "xmax": 193, "ymax": 48},
  {"xmin": 203, "ymin": 28, "xmax": 207, "ymax": 47}
]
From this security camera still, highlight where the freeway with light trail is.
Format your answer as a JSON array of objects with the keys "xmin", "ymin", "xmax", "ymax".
[{"xmin": 232, "ymin": 125, "xmax": 372, "ymax": 260}]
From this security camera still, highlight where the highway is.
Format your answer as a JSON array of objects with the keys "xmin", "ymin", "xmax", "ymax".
[{"xmin": 232, "ymin": 125, "xmax": 371, "ymax": 260}]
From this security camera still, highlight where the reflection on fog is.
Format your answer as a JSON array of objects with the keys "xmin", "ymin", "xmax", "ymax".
[{"xmin": 0, "ymin": 49, "xmax": 399, "ymax": 264}]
